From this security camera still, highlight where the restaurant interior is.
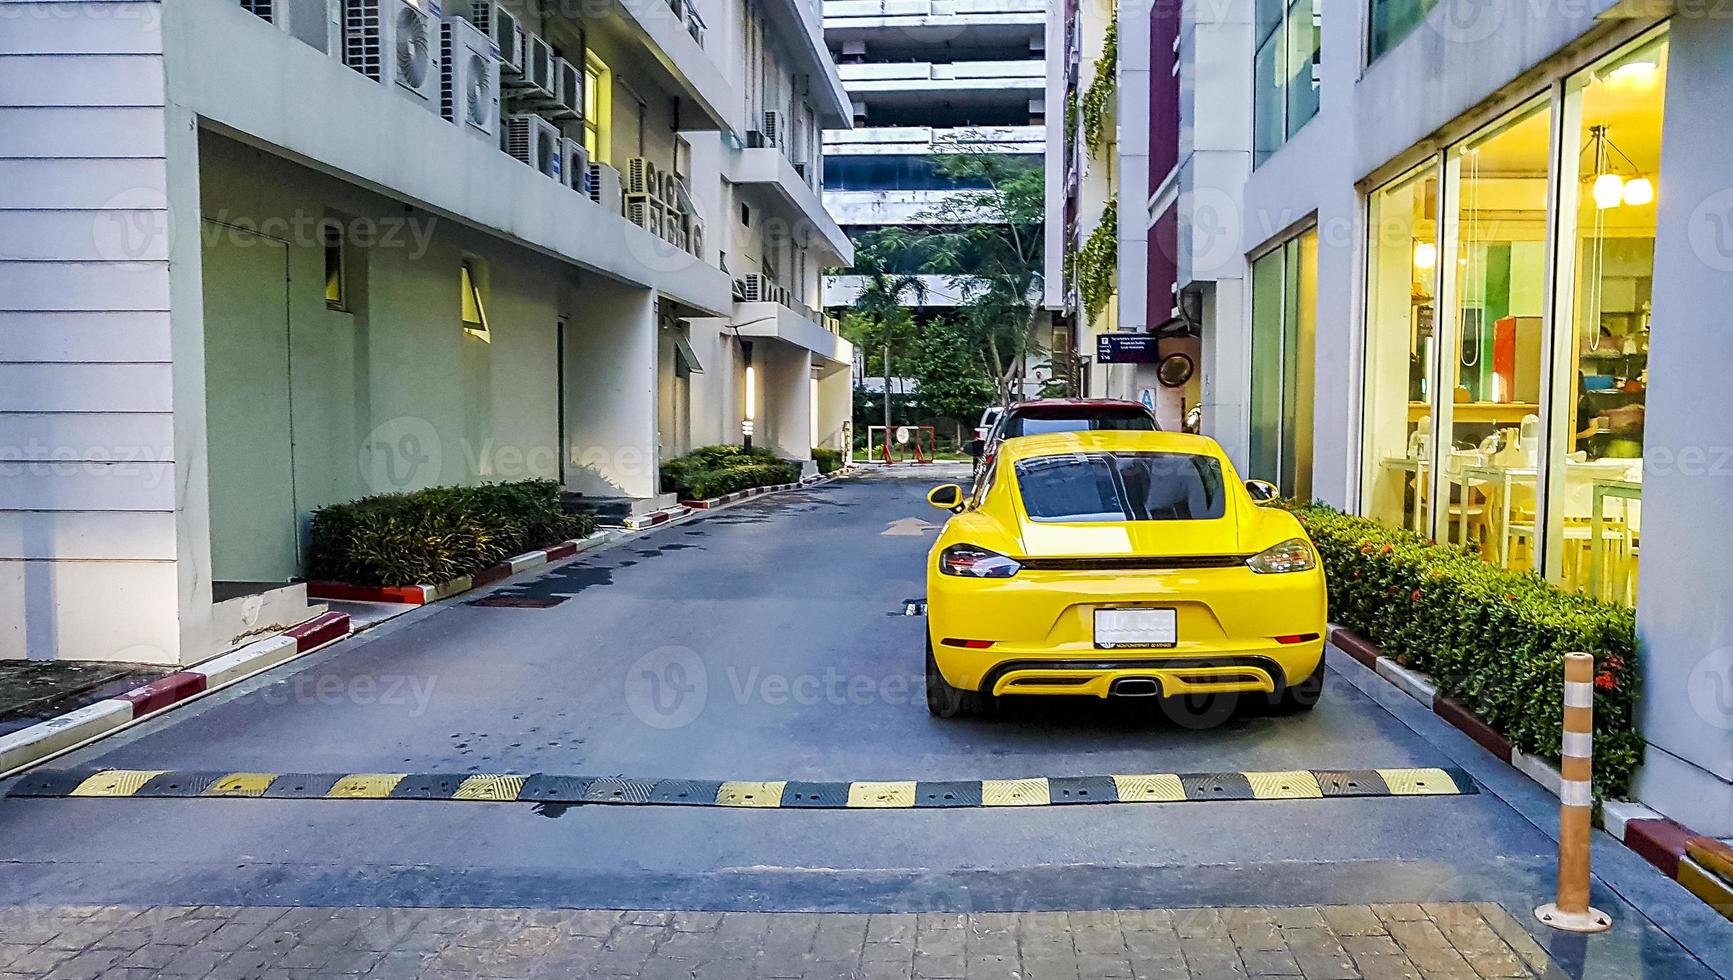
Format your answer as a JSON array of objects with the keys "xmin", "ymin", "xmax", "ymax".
[{"xmin": 1361, "ymin": 29, "xmax": 1666, "ymax": 607}]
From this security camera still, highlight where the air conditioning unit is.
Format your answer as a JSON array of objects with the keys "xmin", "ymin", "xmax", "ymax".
[
  {"xmin": 248, "ymin": 0, "xmax": 343, "ymax": 56},
  {"xmin": 343, "ymin": 0, "xmax": 441, "ymax": 110},
  {"xmin": 440, "ymin": 16, "xmax": 499, "ymax": 138},
  {"xmin": 505, "ymin": 112, "xmax": 562, "ymax": 180},
  {"xmin": 562, "ymin": 138, "xmax": 590, "ymax": 194},
  {"xmin": 740, "ymin": 273, "xmax": 783, "ymax": 304},
  {"xmin": 625, "ymin": 157, "xmax": 658, "ymax": 197},
  {"xmin": 528, "ymin": 56, "xmax": 581, "ymax": 120},
  {"xmin": 627, "ymin": 201, "xmax": 665, "ymax": 237},
  {"xmin": 510, "ymin": 31, "xmax": 555, "ymax": 100},
  {"xmin": 462, "ymin": 0, "xmax": 522, "ymax": 79},
  {"xmin": 589, "ymin": 162, "xmax": 623, "ymax": 214},
  {"xmin": 760, "ymin": 110, "xmax": 784, "ymax": 147}
]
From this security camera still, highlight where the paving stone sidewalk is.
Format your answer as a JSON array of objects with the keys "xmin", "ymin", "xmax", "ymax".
[{"xmin": 0, "ymin": 902, "xmax": 1561, "ymax": 979}]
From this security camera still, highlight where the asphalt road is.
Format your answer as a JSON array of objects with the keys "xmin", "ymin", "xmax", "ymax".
[{"xmin": 0, "ymin": 466, "xmax": 1725, "ymax": 977}]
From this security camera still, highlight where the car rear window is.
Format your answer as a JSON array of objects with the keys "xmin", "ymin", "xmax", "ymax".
[
  {"xmin": 1000, "ymin": 409, "xmax": 1155, "ymax": 439},
  {"xmin": 1014, "ymin": 452, "xmax": 1227, "ymax": 522}
]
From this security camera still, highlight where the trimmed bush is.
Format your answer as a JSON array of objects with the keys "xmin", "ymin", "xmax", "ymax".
[
  {"xmin": 812, "ymin": 447, "xmax": 844, "ymax": 475},
  {"xmin": 660, "ymin": 445, "xmax": 799, "ymax": 500},
  {"xmin": 307, "ymin": 479, "xmax": 594, "ymax": 587},
  {"xmin": 1290, "ymin": 504, "xmax": 1641, "ymax": 798}
]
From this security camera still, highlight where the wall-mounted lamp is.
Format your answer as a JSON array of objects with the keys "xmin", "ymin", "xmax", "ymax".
[{"xmin": 1413, "ymin": 241, "xmax": 1438, "ymax": 271}]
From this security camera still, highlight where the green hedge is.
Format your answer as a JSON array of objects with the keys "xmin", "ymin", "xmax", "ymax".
[
  {"xmin": 812, "ymin": 447, "xmax": 844, "ymax": 475},
  {"xmin": 1291, "ymin": 504, "xmax": 1641, "ymax": 799},
  {"xmin": 307, "ymin": 479, "xmax": 594, "ymax": 587},
  {"xmin": 660, "ymin": 445, "xmax": 800, "ymax": 500}
]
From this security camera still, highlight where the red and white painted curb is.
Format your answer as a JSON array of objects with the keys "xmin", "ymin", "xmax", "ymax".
[
  {"xmin": 307, "ymin": 532, "xmax": 612, "ymax": 606},
  {"xmin": 1329, "ymin": 625, "xmax": 1733, "ymax": 918},
  {"xmin": 679, "ymin": 470, "xmax": 848, "ymax": 510},
  {"xmin": 0, "ymin": 612, "xmax": 352, "ymax": 778}
]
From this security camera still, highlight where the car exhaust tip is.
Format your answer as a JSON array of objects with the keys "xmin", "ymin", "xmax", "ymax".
[{"xmin": 1109, "ymin": 678, "xmax": 1161, "ymax": 697}]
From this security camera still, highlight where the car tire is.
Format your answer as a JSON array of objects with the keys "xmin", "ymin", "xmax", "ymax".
[
  {"xmin": 1276, "ymin": 657, "xmax": 1326, "ymax": 712},
  {"xmin": 926, "ymin": 639, "xmax": 991, "ymax": 718}
]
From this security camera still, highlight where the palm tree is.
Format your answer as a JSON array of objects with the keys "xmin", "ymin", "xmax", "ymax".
[{"xmin": 844, "ymin": 232, "xmax": 927, "ymax": 430}]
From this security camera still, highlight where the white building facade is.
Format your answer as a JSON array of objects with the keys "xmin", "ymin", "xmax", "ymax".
[
  {"xmin": 2, "ymin": 0, "xmax": 853, "ymax": 666},
  {"xmin": 1085, "ymin": 0, "xmax": 1733, "ymax": 836}
]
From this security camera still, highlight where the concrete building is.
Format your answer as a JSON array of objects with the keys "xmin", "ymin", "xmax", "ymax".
[
  {"xmin": 819, "ymin": 0, "xmax": 1055, "ymax": 398},
  {"xmin": 1091, "ymin": 0, "xmax": 1733, "ymax": 835},
  {"xmin": 2, "ymin": 0, "xmax": 852, "ymax": 666}
]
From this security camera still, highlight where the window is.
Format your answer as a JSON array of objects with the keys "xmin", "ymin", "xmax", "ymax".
[
  {"xmin": 1368, "ymin": 0, "xmax": 1437, "ymax": 63},
  {"xmin": 1249, "ymin": 228, "xmax": 1317, "ymax": 499},
  {"xmin": 999, "ymin": 408, "xmax": 1156, "ymax": 439},
  {"xmin": 1253, "ymin": 0, "xmax": 1320, "ymax": 166},
  {"xmin": 1353, "ymin": 29, "xmax": 1668, "ymax": 607},
  {"xmin": 1362, "ymin": 164, "xmax": 1441, "ymax": 533},
  {"xmin": 582, "ymin": 52, "xmax": 611, "ymax": 163},
  {"xmin": 460, "ymin": 260, "xmax": 490, "ymax": 342},
  {"xmin": 322, "ymin": 222, "xmax": 346, "ymax": 310},
  {"xmin": 1014, "ymin": 453, "xmax": 1227, "ymax": 522}
]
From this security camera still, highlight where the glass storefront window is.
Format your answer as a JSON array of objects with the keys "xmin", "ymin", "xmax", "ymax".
[
  {"xmin": 1369, "ymin": 0, "xmax": 1438, "ymax": 63},
  {"xmin": 1543, "ymin": 32, "xmax": 1667, "ymax": 605},
  {"xmin": 1249, "ymin": 228, "xmax": 1317, "ymax": 500},
  {"xmin": 1439, "ymin": 98, "xmax": 1552, "ymax": 564},
  {"xmin": 1362, "ymin": 165, "xmax": 1440, "ymax": 533},
  {"xmin": 1355, "ymin": 29, "xmax": 1667, "ymax": 609}
]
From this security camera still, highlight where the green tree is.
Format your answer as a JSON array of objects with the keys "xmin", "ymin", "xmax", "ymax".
[
  {"xmin": 905, "ymin": 317, "xmax": 996, "ymax": 425},
  {"xmin": 840, "ymin": 233, "xmax": 927, "ymax": 429},
  {"xmin": 875, "ymin": 147, "xmax": 1047, "ymax": 406}
]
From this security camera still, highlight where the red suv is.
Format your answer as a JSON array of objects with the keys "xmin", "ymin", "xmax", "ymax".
[{"xmin": 967, "ymin": 398, "xmax": 1159, "ymax": 474}]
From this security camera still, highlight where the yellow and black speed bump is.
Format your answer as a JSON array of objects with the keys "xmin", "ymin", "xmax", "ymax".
[{"xmin": 5, "ymin": 767, "xmax": 1477, "ymax": 809}]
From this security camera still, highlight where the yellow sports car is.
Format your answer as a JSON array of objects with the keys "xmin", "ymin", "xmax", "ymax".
[{"xmin": 923, "ymin": 430, "xmax": 1326, "ymax": 717}]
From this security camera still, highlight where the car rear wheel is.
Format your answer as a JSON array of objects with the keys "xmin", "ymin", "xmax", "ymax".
[
  {"xmin": 926, "ymin": 639, "xmax": 991, "ymax": 718},
  {"xmin": 1276, "ymin": 658, "xmax": 1326, "ymax": 711}
]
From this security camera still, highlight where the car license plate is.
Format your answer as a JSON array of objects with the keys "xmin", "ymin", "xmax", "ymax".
[{"xmin": 1094, "ymin": 608, "xmax": 1177, "ymax": 649}]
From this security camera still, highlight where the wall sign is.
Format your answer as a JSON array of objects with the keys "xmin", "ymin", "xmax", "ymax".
[{"xmin": 1096, "ymin": 333, "xmax": 1160, "ymax": 363}]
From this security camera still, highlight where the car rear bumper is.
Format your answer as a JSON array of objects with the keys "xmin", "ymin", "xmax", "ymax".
[{"xmin": 935, "ymin": 643, "xmax": 1324, "ymax": 697}]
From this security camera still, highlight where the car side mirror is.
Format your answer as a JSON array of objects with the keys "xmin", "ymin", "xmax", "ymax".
[
  {"xmin": 964, "ymin": 439, "xmax": 985, "ymax": 459},
  {"xmin": 927, "ymin": 484, "xmax": 965, "ymax": 513},
  {"xmin": 1245, "ymin": 479, "xmax": 1280, "ymax": 504}
]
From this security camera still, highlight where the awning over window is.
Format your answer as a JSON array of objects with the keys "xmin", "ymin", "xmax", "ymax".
[{"xmin": 672, "ymin": 332, "xmax": 704, "ymax": 374}]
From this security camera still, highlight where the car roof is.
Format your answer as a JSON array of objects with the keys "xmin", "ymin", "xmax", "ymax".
[
  {"xmin": 995, "ymin": 429, "xmax": 1224, "ymax": 463},
  {"xmin": 1003, "ymin": 398, "xmax": 1148, "ymax": 413}
]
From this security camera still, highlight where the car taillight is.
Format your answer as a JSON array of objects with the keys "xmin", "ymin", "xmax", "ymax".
[
  {"xmin": 939, "ymin": 544, "xmax": 1022, "ymax": 578},
  {"xmin": 1246, "ymin": 538, "xmax": 1317, "ymax": 574}
]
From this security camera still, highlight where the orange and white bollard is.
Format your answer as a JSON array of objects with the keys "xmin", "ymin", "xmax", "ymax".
[{"xmin": 1535, "ymin": 651, "xmax": 1612, "ymax": 933}]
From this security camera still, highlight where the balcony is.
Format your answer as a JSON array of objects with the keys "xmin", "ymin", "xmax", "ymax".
[
  {"xmin": 824, "ymin": 125, "xmax": 1045, "ymax": 156},
  {"xmin": 757, "ymin": 0, "xmax": 852, "ymax": 127},
  {"xmin": 605, "ymin": 0, "xmax": 738, "ymax": 132},
  {"xmin": 824, "ymin": 0, "xmax": 1045, "ymax": 26},
  {"xmin": 725, "ymin": 138, "xmax": 854, "ymax": 267},
  {"xmin": 732, "ymin": 298, "xmax": 852, "ymax": 366}
]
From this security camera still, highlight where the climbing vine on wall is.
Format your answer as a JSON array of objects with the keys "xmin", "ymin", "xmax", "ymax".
[
  {"xmin": 1064, "ymin": 91, "xmax": 1079, "ymax": 161},
  {"xmin": 1077, "ymin": 195, "xmax": 1117, "ymax": 324},
  {"xmin": 1080, "ymin": 19, "xmax": 1117, "ymax": 158}
]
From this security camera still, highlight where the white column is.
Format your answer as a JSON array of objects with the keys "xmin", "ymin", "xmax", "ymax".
[{"xmin": 563, "ymin": 285, "xmax": 660, "ymax": 498}]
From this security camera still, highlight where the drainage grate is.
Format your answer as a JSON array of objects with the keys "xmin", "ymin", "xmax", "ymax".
[{"xmin": 468, "ymin": 595, "xmax": 567, "ymax": 608}]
